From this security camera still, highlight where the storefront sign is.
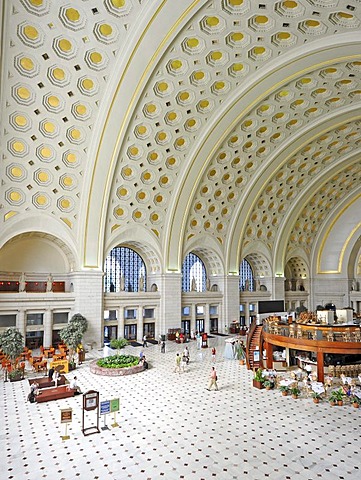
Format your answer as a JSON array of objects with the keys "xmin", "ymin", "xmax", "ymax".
[{"xmin": 50, "ymin": 359, "xmax": 69, "ymax": 374}]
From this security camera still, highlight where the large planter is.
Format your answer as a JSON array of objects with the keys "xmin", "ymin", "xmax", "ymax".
[
  {"xmin": 352, "ymin": 402, "xmax": 359, "ymax": 408},
  {"xmin": 90, "ymin": 359, "xmax": 145, "ymax": 377},
  {"xmin": 9, "ymin": 373, "xmax": 23, "ymax": 382},
  {"xmin": 253, "ymin": 379, "xmax": 264, "ymax": 389}
]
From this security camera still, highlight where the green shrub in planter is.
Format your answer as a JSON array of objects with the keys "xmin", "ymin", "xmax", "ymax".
[{"xmin": 97, "ymin": 354, "xmax": 139, "ymax": 369}]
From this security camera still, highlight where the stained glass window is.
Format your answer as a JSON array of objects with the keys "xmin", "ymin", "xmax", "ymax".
[
  {"xmin": 182, "ymin": 252, "xmax": 206, "ymax": 292},
  {"xmin": 239, "ymin": 259, "xmax": 254, "ymax": 291},
  {"xmin": 104, "ymin": 247, "xmax": 146, "ymax": 293}
]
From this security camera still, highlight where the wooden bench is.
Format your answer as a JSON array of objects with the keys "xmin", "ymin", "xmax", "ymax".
[
  {"xmin": 29, "ymin": 375, "xmax": 66, "ymax": 389},
  {"xmin": 35, "ymin": 385, "xmax": 75, "ymax": 403}
]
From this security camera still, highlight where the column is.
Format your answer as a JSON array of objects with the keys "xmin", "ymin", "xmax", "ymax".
[
  {"xmin": 71, "ymin": 270, "xmax": 104, "ymax": 348},
  {"xmin": 137, "ymin": 305, "xmax": 144, "ymax": 343},
  {"xmin": 244, "ymin": 301, "xmax": 250, "ymax": 327},
  {"xmin": 205, "ymin": 303, "xmax": 210, "ymax": 333},
  {"xmin": 214, "ymin": 274, "xmax": 240, "ymax": 333},
  {"xmin": 117, "ymin": 307, "xmax": 125, "ymax": 339},
  {"xmin": 17, "ymin": 309, "xmax": 26, "ymax": 343},
  {"xmin": 43, "ymin": 309, "xmax": 52, "ymax": 347},
  {"xmin": 149, "ymin": 272, "xmax": 182, "ymax": 335},
  {"xmin": 317, "ymin": 351, "xmax": 324, "ymax": 383},
  {"xmin": 265, "ymin": 341, "xmax": 273, "ymax": 369},
  {"xmin": 191, "ymin": 303, "xmax": 196, "ymax": 333}
]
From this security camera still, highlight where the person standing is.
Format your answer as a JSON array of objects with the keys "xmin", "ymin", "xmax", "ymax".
[
  {"xmin": 183, "ymin": 346, "xmax": 190, "ymax": 365},
  {"xmin": 211, "ymin": 346, "xmax": 216, "ymax": 363},
  {"xmin": 174, "ymin": 353, "xmax": 181, "ymax": 373},
  {"xmin": 161, "ymin": 341, "xmax": 165, "ymax": 353},
  {"xmin": 53, "ymin": 370, "xmax": 60, "ymax": 387},
  {"xmin": 143, "ymin": 335, "xmax": 148, "ymax": 348},
  {"xmin": 207, "ymin": 366, "xmax": 218, "ymax": 391},
  {"xmin": 48, "ymin": 366, "xmax": 55, "ymax": 380}
]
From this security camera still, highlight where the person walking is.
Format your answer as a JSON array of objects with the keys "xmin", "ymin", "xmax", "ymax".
[
  {"xmin": 183, "ymin": 346, "xmax": 190, "ymax": 365},
  {"xmin": 181, "ymin": 352, "xmax": 187, "ymax": 372},
  {"xmin": 207, "ymin": 366, "xmax": 218, "ymax": 391},
  {"xmin": 161, "ymin": 341, "xmax": 166, "ymax": 353},
  {"xmin": 143, "ymin": 335, "xmax": 148, "ymax": 348},
  {"xmin": 211, "ymin": 346, "xmax": 216, "ymax": 363},
  {"xmin": 174, "ymin": 353, "xmax": 181, "ymax": 373}
]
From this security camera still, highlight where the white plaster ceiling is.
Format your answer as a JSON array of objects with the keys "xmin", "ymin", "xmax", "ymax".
[{"xmin": 1, "ymin": 0, "xmax": 360, "ymax": 274}]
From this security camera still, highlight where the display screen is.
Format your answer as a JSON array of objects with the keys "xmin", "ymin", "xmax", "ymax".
[{"xmin": 258, "ymin": 300, "xmax": 285, "ymax": 314}]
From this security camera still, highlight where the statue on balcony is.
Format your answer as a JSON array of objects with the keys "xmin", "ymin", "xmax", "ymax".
[
  {"xmin": 351, "ymin": 279, "xmax": 358, "ymax": 291},
  {"xmin": 191, "ymin": 276, "xmax": 197, "ymax": 291},
  {"xmin": 139, "ymin": 273, "xmax": 144, "ymax": 292},
  {"xmin": 46, "ymin": 273, "xmax": 53, "ymax": 292},
  {"xmin": 19, "ymin": 272, "xmax": 26, "ymax": 292}
]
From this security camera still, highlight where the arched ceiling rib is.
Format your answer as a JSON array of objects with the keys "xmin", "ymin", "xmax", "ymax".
[
  {"xmin": 1, "ymin": 0, "xmax": 361, "ymax": 275},
  {"xmin": 104, "ymin": 1, "xmax": 361, "ymax": 270},
  {"xmin": 185, "ymin": 61, "xmax": 361, "ymax": 257}
]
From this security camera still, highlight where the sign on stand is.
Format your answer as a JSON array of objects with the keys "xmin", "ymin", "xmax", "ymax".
[
  {"xmin": 60, "ymin": 408, "xmax": 72, "ymax": 440},
  {"xmin": 110, "ymin": 398, "xmax": 120, "ymax": 427},
  {"xmin": 100, "ymin": 400, "xmax": 111, "ymax": 430},
  {"xmin": 82, "ymin": 390, "xmax": 100, "ymax": 436}
]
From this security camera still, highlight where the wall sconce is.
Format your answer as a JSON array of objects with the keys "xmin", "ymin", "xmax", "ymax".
[{"xmin": 276, "ymin": 273, "xmax": 283, "ymax": 277}]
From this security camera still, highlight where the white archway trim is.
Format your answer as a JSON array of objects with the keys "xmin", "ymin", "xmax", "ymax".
[
  {"xmin": 165, "ymin": 37, "xmax": 361, "ymax": 272},
  {"xmin": 80, "ymin": 0, "xmax": 203, "ymax": 269},
  {"xmin": 184, "ymin": 235, "xmax": 225, "ymax": 276},
  {"xmin": 316, "ymin": 195, "xmax": 361, "ymax": 274},
  {"xmin": 104, "ymin": 225, "xmax": 162, "ymax": 274},
  {"xmin": 0, "ymin": 215, "xmax": 78, "ymax": 270}
]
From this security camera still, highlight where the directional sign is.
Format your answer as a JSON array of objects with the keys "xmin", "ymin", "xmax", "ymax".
[
  {"xmin": 110, "ymin": 398, "xmax": 119, "ymax": 413},
  {"xmin": 100, "ymin": 400, "xmax": 111, "ymax": 415}
]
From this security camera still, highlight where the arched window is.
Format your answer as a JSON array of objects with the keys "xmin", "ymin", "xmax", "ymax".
[
  {"xmin": 104, "ymin": 247, "xmax": 146, "ymax": 293},
  {"xmin": 239, "ymin": 259, "xmax": 254, "ymax": 291},
  {"xmin": 182, "ymin": 253, "xmax": 206, "ymax": 292}
]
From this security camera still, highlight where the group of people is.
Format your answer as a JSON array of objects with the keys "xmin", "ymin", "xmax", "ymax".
[
  {"xmin": 27, "ymin": 368, "xmax": 82, "ymax": 402},
  {"xmin": 173, "ymin": 346, "xmax": 190, "ymax": 373}
]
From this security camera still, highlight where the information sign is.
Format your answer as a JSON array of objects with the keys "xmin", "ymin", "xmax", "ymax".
[
  {"xmin": 110, "ymin": 398, "xmax": 119, "ymax": 413},
  {"xmin": 60, "ymin": 408, "xmax": 73, "ymax": 424},
  {"xmin": 100, "ymin": 400, "xmax": 111, "ymax": 415},
  {"xmin": 253, "ymin": 350, "xmax": 260, "ymax": 362}
]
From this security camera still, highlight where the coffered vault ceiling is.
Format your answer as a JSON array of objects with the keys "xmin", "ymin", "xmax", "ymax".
[{"xmin": 1, "ymin": 0, "xmax": 361, "ymax": 273}]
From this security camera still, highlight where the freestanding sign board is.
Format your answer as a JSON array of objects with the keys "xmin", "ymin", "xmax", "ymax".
[
  {"xmin": 60, "ymin": 408, "xmax": 72, "ymax": 440},
  {"xmin": 82, "ymin": 390, "xmax": 100, "ymax": 436}
]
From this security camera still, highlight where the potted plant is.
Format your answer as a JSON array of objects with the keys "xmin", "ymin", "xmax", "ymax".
[
  {"xmin": 351, "ymin": 396, "xmax": 361, "ymax": 408},
  {"xmin": 329, "ymin": 389, "xmax": 344, "ymax": 406},
  {"xmin": 0, "ymin": 327, "xmax": 24, "ymax": 381},
  {"xmin": 253, "ymin": 368, "xmax": 265, "ymax": 389},
  {"xmin": 290, "ymin": 386, "xmax": 301, "ymax": 399},
  {"xmin": 110, "ymin": 338, "xmax": 128, "ymax": 354},
  {"xmin": 8, "ymin": 367, "xmax": 25, "ymax": 382},
  {"xmin": 263, "ymin": 380, "xmax": 273, "ymax": 390},
  {"xmin": 312, "ymin": 392, "xmax": 322, "ymax": 404},
  {"xmin": 60, "ymin": 313, "xmax": 88, "ymax": 370},
  {"xmin": 236, "ymin": 342, "xmax": 246, "ymax": 365},
  {"xmin": 279, "ymin": 385, "xmax": 289, "ymax": 396}
]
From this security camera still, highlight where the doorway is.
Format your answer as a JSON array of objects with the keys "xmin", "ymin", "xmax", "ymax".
[
  {"xmin": 143, "ymin": 323, "xmax": 155, "ymax": 339},
  {"xmin": 124, "ymin": 324, "xmax": 137, "ymax": 340},
  {"xmin": 210, "ymin": 318, "xmax": 218, "ymax": 333},
  {"xmin": 196, "ymin": 319, "xmax": 204, "ymax": 333}
]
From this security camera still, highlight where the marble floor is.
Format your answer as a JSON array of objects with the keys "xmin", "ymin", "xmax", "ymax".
[{"xmin": 1, "ymin": 335, "xmax": 360, "ymax": 480}]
